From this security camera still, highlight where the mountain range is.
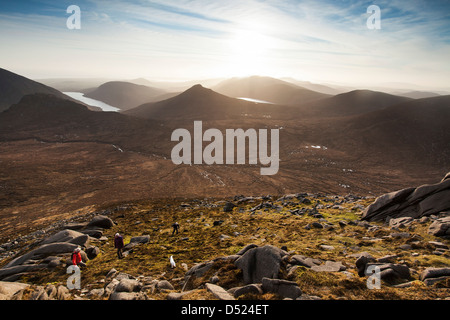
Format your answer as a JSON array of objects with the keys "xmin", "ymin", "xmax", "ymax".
[{"xmin": 0, "ymin": 67, "xmax": 448, "ymax": 237}]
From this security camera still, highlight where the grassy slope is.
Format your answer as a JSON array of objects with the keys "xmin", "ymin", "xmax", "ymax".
[{"xmin": 11, "ymin": 195, "xmax": 450, "ymax": 300}]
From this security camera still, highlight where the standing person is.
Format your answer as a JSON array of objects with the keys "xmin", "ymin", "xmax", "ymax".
[
  {"xmin": 172, "ymin": 222, "xmax": 180, "ymax": 236},
  {"xmin": 114, "ymin": 233, "xmax": 124, "ymax": 259},
  {"xmin": 71, "ymin": 247, "xmax": 86, "ymax": 268}
]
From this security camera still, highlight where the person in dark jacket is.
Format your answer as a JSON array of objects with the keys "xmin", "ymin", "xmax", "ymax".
[
  {"xmin": 172, "ymin": 222, "xmax": 180, "ymax": 236},
  {"xmin": 114, "ymin": 233, "xmax": 124, "ymax": 259}
]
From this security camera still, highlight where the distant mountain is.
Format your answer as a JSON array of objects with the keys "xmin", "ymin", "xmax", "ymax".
[
  {"xmin": 84, "ymin": 81, "xmax": 168, "ymax": 111},
  {"xmin": 317, "ymin": 95, "xmax": 450, "ymax": 166},
  {"xmin": 0, "ymin": 93, "xmax": 171, "ymax": 154},
  {"xmin": 281, "ymin": 77, "xmax": 345, "ymax": 95},
  {"xmin": 0, "ymin": 68, "xmax": 75, "ymax": 112},
  {"xmin": 37, "ymin": 78, "xmax": 112, "ymax": 92},
  {"xmin": 394, "ymin": 91, "xmax": 441, "ymax": 99},
  {"xmin": 303, "ymin": 89, "xmax": 412, "ymax": 117},
  {"xmin": 212, "ymin": 76, "xmax": 330, "ymax": 106},
  {"xmin": 124, "ymin": 84, "xmax": 298, "ymax": 121}
]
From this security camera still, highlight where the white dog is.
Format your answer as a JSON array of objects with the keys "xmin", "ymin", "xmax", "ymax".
[{"xmin": 170, "ymin": 255, "xmax": 176, "ymax": 268}]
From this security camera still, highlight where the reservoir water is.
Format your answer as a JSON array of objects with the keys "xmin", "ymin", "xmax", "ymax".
[{"xmin": 64, "ymin": 92, "xmax": 120, "ymax": 112}]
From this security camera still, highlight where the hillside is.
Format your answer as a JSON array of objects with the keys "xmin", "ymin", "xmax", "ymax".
[
  {"xmin": 0, "ymin": 68, "xmax": 77, "ymax": 112},
  {"xmin": 301, "ymin": 90, "xmax": 412, "ymax": 118},
  {"xmin": 84, "ymin": 81, "xmax": 168, "ymax": 111},
  {"xmin": 124, "ymin": 84, "xmax": 298, "ymax": 121},
  {"xmin": 212, "ymin": 76, "xmax": 330, "ymax": 106},
  {"xmin": 0, "ymin": 194, "xmax": 448, "ymax": 301}
]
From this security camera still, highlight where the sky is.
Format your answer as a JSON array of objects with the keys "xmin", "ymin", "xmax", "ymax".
[{"xmin": 0, "ymin": 0, "xmax": 449, "ymax": 90}]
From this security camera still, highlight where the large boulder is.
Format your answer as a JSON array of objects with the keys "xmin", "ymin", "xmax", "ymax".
[
  {"xmin": 41, "ymin": 229, "xmax": 89, "ymax": 246},
  {"xmin": 361, "ymin": 173, "xmax": 450, "ymax": 222},
  {"xmin": 87, "ymin": 215, "xmax": 115, "ymax": 229},
  {"xmin": 234, "ymin": 245, "xmax": 287, "ymax": 284},
  {"xmin": 114, "ymin": 278, "xmax": 141, "ymax": 293},
  {"xmin": 4, "ymin": 242, "xmax": 78, "ymax": 268},
  {"xmin": 0, "ymin": 281, "xmax": 29, "ymax": 300}
]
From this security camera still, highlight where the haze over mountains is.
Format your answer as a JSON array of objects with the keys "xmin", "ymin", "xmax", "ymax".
[
  {"xmin": 84, "ymin": 81, "xmax": 174, "ymax": 111},
  {"xmin": 0, "ymin": 67, "xmax": 449, "ymax": 236}
]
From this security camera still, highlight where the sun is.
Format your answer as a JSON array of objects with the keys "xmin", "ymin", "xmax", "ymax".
[{"xmin": 221, "ymin": 28, "xmax": 276, "ymax": 77}]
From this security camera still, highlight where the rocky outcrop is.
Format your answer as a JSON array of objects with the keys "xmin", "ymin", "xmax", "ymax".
[
  {"xmin": 234, "ymin": 245, "xmax": 288, "ymax": 284},
  {"xmin": 362, "ymin": 173, "xmax": 450, "ymax": 222}
]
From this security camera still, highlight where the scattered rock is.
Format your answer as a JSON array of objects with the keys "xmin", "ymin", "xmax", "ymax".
[
  {"xmin": 420, "ymin": 267, "xmax": 450, "ymax": 282},
  {"xmin": 114, "ymin": 278, "xmax": 141, "ymax": 293},
  {"xmin": 205, "ymin": 283, "xmax": 235, "ymax": 300},
  {"xmin": 290, "ymin": 255, "xmax": 321, "ymax": 268},
  {"xmin": 428, "ymin": 215, "xmax": 450, "ymax": 238},
  {"xmin": 311, "ymin": 261, "xmax": 346, "ymax": 272},
  {"xmin": 223, "ymin": 202, "xmax": 236, "ymax": 212},
  {"xmin": 230, "ymin": 284, "xmax": 263, "ymax": 298},
  {"xmin": 0, "ymin": 281, "xmax": 29, "ymax": 300},
  {"xmin": 261, "ymin": 277, "xmax": 302, "ymax": 299},
  {"xmin": 156, "ymin": 280, "xmax": 174, "ymax": 291}
]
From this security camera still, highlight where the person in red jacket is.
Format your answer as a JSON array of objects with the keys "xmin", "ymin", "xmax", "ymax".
[
  {"xmin": 71, "ymin": 247, "xmax": 86, "ymax": 268},
  {"xmin": 114, "ymin": 233, "xmax": 124, "ymax": 259}
]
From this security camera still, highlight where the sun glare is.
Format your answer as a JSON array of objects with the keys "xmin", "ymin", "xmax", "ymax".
[{"xmin": 222, "ymin": 28, "xmax": 275, "ymax": 77}]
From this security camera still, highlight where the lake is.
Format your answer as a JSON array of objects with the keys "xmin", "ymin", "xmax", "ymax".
[{"xmin": 64, "ymin": 92, "xmax": 120, "ymax": 112}]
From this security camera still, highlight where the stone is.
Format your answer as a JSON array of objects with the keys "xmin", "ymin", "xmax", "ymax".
[
  {"xmin": 205, "ymin": 283, "xmax": 235, "ymax": 300},
  {"xmin": 156, "ymin": 280, "xmax": 174, "ymax": 291},
  {"xmin": 311, "ymin": 261, "xmax": 346, "ymax": 272},
  {"xmin": 0, "ymin": 264, "xmax": 47, "ymax": 281},
  {"xmin": 129, "ymin": 235, "xmax": 150, "ymax": 244},
  {"xmin": 423, "ymin": 276, "xmax": 450, "ymax": 286},
  {"xmin": 363, "ymin": 263, "xmax": 411, "ymax": 284},
  {"xmin": 223, "ymin": 202, "xmax": 236, "ymax": 212},
  {"xmin": 362, "ymin": 173, "xmax": 450, "ymax": 222},
  {"xmin": 85, "ymin": 246, "xmax": 100, "ymax": 260},
  {"xmin": 4, "ymin": 242, "xmax": 79, "ymax": 268},
  {"xmin": 87, "ymin": 215, "xmax": 114, "ymax": 229},
  {"xmin": 236, "ymin": 244, "xmax": 258, "ymax": 255},
  {"xmin": 166, "ymin": 290, "xmax": 194, "ymax": 300},
  {"xmin": 389, "ymin": 217, "xmax": 414, "ymax": 228},
  {"xmin": 261, "ymin": 277, "xmax": 302, "ymax": 299},
  {"xmin": 319, "ymin": 245, "xmax": 335, "ymax": 251},
  {"xmin": 185, "ymin": 261, "xmax": 214, "ymax": 278},
  {"xmin": 290, "ymin": 255, "xmax": 321, "ymax": 268},
  {"xmin": 428, "ymin": 216, "xmax": 450, "ymax": 238},
  {"xmin": 114, "ymin": 278, "xmax": 141, "ymax": 293},
  {"xmin": 56, "ymin": 285, "xmax": 70, "ymax": 300},
  {"xmin": 109, "ymin": 292, "xmax": 147, "ymax": 300},
  {"xmin": 41, "ymin": 229, "xmax": 89, "ymax": 246},
  {"xmin": 234, "ymin": 245, "xmax": 287, "ymax": 284},
  {"xmin": 231, "ymin": 284, "xmax": 263, "ymax": 298},
  {"xmin": 80, "ymin": 228, "xmax": 103, "ymax": 239},
  {"xmin": 0, "ymin": 281, "xmax": 29, "ymax": 300},
  {"xmin": 420, "ymin": 267, "xmax": 450, "ymax": 281}
]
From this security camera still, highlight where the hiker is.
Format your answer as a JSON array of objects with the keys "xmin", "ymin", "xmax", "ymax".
[
  {"xmin": 114, "ymin": 233, "xmax": 124, "ymax": 259},
  {"xmin": 71, "ymin": 247, "xmax": 86, "ymax": 268},
  {"xmin": 172, "ymin": 222, "xmax": 180, "ymax": 236}
]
